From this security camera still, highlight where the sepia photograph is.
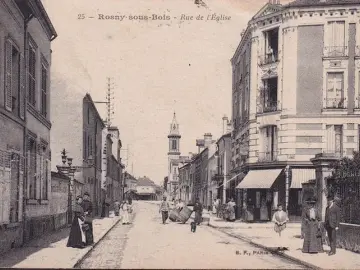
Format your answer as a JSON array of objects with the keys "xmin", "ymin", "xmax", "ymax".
[{"xmin": 0, "ymin": 0, "xmax": 360, "ymax": 269}]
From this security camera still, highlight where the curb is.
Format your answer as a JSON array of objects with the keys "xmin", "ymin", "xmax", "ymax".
[
  {"xmin": 73, "ymin": 217, "xmax": 121, "ymax": 268},
  {"xmin": 208, "ymin": 224, "xmax": 322, "ymax": 270}
]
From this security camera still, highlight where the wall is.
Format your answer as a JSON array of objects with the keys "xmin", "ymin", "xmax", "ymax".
[
  {"xmin": 296, "ymin": 25, "xmax": 323, "ymax": 114},
  {"xmin": 337, "ymin": 223, "xmax": 360, "ymax": 253}
]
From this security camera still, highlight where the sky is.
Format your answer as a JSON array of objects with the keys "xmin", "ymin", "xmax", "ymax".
[{"xmin": 44, "ymin": 0, "xmax": 290, "ymax": 184}]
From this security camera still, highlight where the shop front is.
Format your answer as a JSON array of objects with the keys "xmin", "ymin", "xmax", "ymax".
[{"xmin": 236, "ymin": 168, "xmax": 285, "ymax": 222}]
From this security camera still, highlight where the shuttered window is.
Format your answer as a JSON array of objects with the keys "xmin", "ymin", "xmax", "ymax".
[
  {"xmin": 28, "ymin": 41, "xmax": 36, "ymax": 106},
  {"xmin": 5, "ymin": 40, "xmax": 12, "ymax": 111},
  {"xmin": 41, "ymin": 64, "xmax": 48, "ymax": 117}
]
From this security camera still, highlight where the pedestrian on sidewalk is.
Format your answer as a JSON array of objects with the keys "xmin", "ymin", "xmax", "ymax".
[
  {"xmin": 324, "ymin": 194, "xmax": 341, "ymax": 256},
  {"xmin": 227, "ymin": 198, "xmax": 236, "ymax": 222},
  {"xmin": 121, "ymin": 200, "xmax": 131, "ymax": 225},
  {"xmin": 81, "ymin": 192, "xmax": 94, "ymax": 246},
  {"xmin": 272, "ymin": 204, "xmax": 289, "ymax": 250},
  {"xmin": 67, "ymin": 195, "xmax": 86, "ymax": 249},
  {"xmin": 215, "ymin": 198, "xmax": 220, "ymax": 217},
  {"xmin": 194, "ymin": 198, "xmax": 203, "ymax": 225},
  {"xmin": 114, "ymin": 200, "xmax": 121, "ymax": 216},
  {"xmin": 159, "ymin": 196, "xmax": 170, "ymax": 224},
  {"xmin": 212, "ymin": 198, "xmax": 218, "ymax": 215},
  {"xmin": 302, "ymin": 197, "xmax": 324, "ymax": 254}
]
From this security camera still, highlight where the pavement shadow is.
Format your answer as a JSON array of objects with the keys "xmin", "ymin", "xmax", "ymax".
[{"xmin": 0, "ymin": 227, "xmax": 70, "ymax": 268}]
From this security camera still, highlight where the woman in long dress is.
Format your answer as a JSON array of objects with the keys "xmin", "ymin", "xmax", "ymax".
[
  {"xmin": 302, "ymin": 197, "xmax": 324, "ymax": 253},
  {"xmin": 227, "ymin": 198, "xmax": 236, "ymax": 222},
  {"xmin": 67, "ymin": 196, "xmax": 86, "ymax": 248},
  {"xmin": 272, "ymin": 204, "xmax": 289, "ymax": 250},
  {"xmin": 121, "ymin": 201, "xmax": 130, "ymax": 225}
]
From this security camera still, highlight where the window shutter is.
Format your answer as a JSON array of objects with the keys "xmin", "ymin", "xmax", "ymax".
[
  {"xmin": 19, "ymin": 54, "xmax": 25, "ymax": 119},
  {"xmin": 47, "ymin": 159, "xmax": 51, "ymax": 197},
  {"xmin": 5, "ymin": 40, "xmax": 12, "ymax": 111}
]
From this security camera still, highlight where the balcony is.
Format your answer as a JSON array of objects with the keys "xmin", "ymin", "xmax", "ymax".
[
  {"xmin": 325, "ymin": 97, "xmax": 345, "ymax": 109},
  {"xmin": 257, "ymin": 100, "xmax": 279, "ymax": 114},
  {"xmin": 323, "ymin": 46, "xmax": 348, "ymax": 58},
  {"xmin": 259, "ymin": 52, "xmax": 279, "ymax": 66},
  {"xmin": 258, "ymin": 151, "xmax": 278, "ymax": 162}
]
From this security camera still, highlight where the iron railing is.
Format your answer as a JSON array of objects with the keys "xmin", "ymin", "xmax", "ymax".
[
  {"xmin": 259, "ymin": 52, "xmax": 279, "ymax": 65},
  {"xmin": 257, "ymin": 100, "xmax": 279, "ymax": 114},
  {"xmin": 325, "ymin": 97, "xmax": 345, "ymax": 109},
  {"xmin": 323, "ymin": 46, "xmax": 348, "ymax": 57}
]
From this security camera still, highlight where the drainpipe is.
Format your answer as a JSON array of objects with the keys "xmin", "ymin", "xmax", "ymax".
[
  {"xmin": 285, "ymin": 165, "xmax": 290, "ymax": 212},
  {"xmin": 223, "ymin": 145, "xmax": 227, "ymax": 204},
  {"xmin": 22, "ymin": 13, "xmax": 34, "ymax": 245}
]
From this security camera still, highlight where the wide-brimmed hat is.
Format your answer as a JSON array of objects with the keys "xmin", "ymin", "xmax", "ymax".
[{"xmin": 83, "ymin": 192, "xmax": 90, "ymax": 196}]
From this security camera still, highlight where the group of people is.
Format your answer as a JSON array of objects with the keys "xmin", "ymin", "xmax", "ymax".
[
  {"xmin": 271, "ymin": 195, "xmax": 341, "ymax": 255},
  {"xmin": 67, "ymin": 193, "xmax": 134, "ymax": 249},
  {"xmin": 159, "ymin": 197, "xmax": 203, "ymax": 225},
  {"xmin": 212, "ymin": 198, "xmax": 236, "ymax": 222},
  {"xmin": 114, "ymin": 198, "xmax": 133, "ymax": 225},
  {"xmin": 67, "ymin": 192, "xmax": 94, "ymax": 249}
]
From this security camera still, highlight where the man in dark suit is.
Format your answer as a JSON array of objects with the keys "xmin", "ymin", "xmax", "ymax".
[{"xmin": 324, "ymin": 195, "xmax": 341, "ymax": 255}]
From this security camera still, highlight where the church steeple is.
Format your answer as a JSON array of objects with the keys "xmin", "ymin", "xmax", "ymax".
[
  {"xmin": 168, "ymin": 112, "xmax": 181, "ymax": 154},
  {"xmin": 169, "ymin": 112, "xmax": 180, "ymax": 137}
]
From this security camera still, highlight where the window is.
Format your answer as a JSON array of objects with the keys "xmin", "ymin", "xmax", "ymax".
[
  {"xmin": 28, "ymin": 139, "xmax": 37, "ymax": 199},
  {"xmin": 41, "ymin": 63, "xmax": 48, "ymax": 116},
  {"xmin": 326, "ymin": 72, "xmax": 344, "ymax": 108},
  {"xmin": 9, "ymin": 153, "xmax": 20, "ymax": 223},
  {"xmin": 261, "ymin": 28, "xmax": 279, "ymax": 65},
  {"xmin": 172, "ymin": 140, "xmax": 177, "ymax": 150},
  {"xmin": 4, "ymin": 39, "xmax": 22, "ymax": 115},
  {"xmin": 28, "ymin": 40, "xmax": 37, "ymax": 106},
  {"xmin": 259, "ymin": 125, "xmax": 278, "ymax": 161},
  {"xmin": 259, "ymin": 77, "xmax": 278, "ymax": 113},
  {"xmin": 41, "ymin": 150, "xmax": 49, "ymax": 200},
  {"xmin": 326, "ymin": 21, "xmax": 345, "ymax": 57},
  {"xmin": 326, "ymin": 125, "xmax": 343, "ymax": 157}
]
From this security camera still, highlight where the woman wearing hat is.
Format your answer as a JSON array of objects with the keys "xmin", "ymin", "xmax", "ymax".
[
  {"xmin": 81, "ymin": 192, "xmax": 94, "ymax": 245},
  {"xmin": 67, "ymin": 195, "xmax": 86, "ymax": 248},
  {"xmin": 302, "ymin": 197, "xmax": 324, "ymax": 253}
]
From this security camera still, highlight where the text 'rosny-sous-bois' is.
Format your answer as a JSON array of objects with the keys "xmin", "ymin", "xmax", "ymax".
[{"xmin": 77, "ymin": 13, "xmax": 231, "ymax": 22}]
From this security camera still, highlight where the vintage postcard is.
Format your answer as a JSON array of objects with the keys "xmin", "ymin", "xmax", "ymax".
[{"xmin": 0, "ymin": 0, "xmax": 360, "ymax": 269}]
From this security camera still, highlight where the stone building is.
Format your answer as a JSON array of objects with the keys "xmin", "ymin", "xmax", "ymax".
[
  {"xmin": 231, "ymin": 0, "xmax": 360, "ymax": 221},
  {"xmin": 0, "ymin": 0, "xmax": 56, "ymax": 254}
]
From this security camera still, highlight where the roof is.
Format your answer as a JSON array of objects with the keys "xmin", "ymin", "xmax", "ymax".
[
  {"xmin": 286, "ymin": 0, "xmax": 360, "ymax": 7},
  {"xmin": 137, "ymin": 177, "xmax": 156, "ymax": 187},
  {"xmin": 216, "ymin": 132, "xmax": 231, "ymax": 145}
]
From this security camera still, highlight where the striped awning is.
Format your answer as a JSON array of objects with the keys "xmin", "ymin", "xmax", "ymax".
[
  {"xmin": 291, "ymin": 168, "xmax": 315, "ymax": 189},
  {"xmin": 236, "ymin": 169, "xmax": 282, "ymax": 189}
]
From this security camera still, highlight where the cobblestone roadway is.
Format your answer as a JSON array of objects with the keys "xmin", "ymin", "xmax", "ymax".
[{"xmin": 78, "ymin": 201, "xmax": 305, "ymax": 269}]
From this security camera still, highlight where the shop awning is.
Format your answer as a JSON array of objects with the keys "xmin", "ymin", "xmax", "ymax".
[
  {"xmin": 236, "ymin": 169, "xmax": 282, "ymax": 189},
  {"xmin": 290, "ymin": 168, "xmax": 315, "ymax": 189}
]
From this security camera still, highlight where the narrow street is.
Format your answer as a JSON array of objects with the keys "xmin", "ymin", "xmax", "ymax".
[{"xmin": 78, "ymin": 201, "xmax": 305, "ymax": 269}]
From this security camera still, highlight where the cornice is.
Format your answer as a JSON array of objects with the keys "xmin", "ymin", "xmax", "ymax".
[{"xmin": 27, "ymin": 103, "xmax": 51, "ymax": 129}]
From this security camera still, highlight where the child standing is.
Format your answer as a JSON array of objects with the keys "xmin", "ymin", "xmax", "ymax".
[{"xmin": 272, "ymin": 204, "xmax": 289, "ymax": 250}]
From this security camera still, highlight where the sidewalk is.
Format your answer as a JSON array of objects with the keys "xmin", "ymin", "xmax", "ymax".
[
  {"xmin": 0, "ymin": 211, "xmax": 122, "ymax": 268},
  {"xmin": 209, "ymin": 217, "xmax": 360, "ymax": 270}
]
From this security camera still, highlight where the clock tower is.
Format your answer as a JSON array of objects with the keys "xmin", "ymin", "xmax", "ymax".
[{"xmin": 167, "ymin": 112, "xmax": 181, "ymax": 199}]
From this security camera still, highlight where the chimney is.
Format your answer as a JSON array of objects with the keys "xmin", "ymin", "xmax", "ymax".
[
  {"xmin": 222, "ymin": 115, "xmax": 229, "ymax": 135},
  {"xmin": 204, "ymin": 133, "xmax": 213, "ymax": 148},
  {"xmin": 226, "ymin": 121, "xmax": 232, "ymax": 133}
]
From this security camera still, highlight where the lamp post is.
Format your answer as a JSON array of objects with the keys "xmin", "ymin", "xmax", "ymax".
[{"xmin": 57, "ymin": 148, "xmax": 93, "ymax": 224}]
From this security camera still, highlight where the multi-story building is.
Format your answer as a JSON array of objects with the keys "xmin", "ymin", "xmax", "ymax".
[
  {"xmin": 0, "ymin": 0, "xmax": 57, "ymax": 254},
  {"xmin": 231, "ymin": 0, "xmax": 360, "ymax": 221},
  {"xmin": 178, "ymin": 162, "xmax": 191, "ymax": 202},
  {"xmin": 124, "ymin": 171, "xmax": 137, "ymax": 199}
]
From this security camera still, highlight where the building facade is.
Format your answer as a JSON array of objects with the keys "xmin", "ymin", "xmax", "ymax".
[
  {"xmin": 231, "ymin": 0, "xmax": 360, "ymax": 221},
  {"xmin": 0, "ymin": 0, "xmax": 57, "ymax": 254}
]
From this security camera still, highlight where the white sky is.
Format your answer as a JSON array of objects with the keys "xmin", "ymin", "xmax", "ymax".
[{"xmin": 44, "ymin": 0, "xmax": 290, "ymax": 184}]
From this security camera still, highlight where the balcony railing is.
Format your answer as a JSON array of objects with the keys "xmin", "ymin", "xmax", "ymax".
[
  {"xmin": 325, "ymin": 97, "xmax": 345, "ymax": 109},
  {"xmin": 257, "ymin": 100, "xmax": 279, "ymax": 114},
  {"xmin": 259, "ymin": 52, "xmax": 279, "ymax": 65},
  {"xmin": 258, "ymin": 151, "xmax": 278, "ymax": 162},
  {"xmin": 323, "ymin": 46, "xmax": 348, "ymax": 58}
]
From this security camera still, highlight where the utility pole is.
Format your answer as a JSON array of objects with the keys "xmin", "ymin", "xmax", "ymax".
[{"xmin": 94, "ymin": 77, "xmax": 115, "ymax": 127}]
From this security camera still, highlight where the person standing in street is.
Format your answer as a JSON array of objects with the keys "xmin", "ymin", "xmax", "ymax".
[
  {"xmin": 159, "ymin": 196, "xmax": 170, "ymax": 224},
  {"xmin": 212, "ymin": 198, "xmax": 218, "ymax": 215},
  {"xmin": 67, "ymin": 195, "xmax": 86, "ymax": 249},
  {"xmin": 114, "ymin": 200, "xmax": 121, "ymax": 216},
  {"xmin": 324, "ymin": 195, "xmax": 341, "ymax": 256},
  {"xmin": 302, "ymin": 197, "xmax": 324, "ymax": 254},
  {"xmin": 81, "ymin": 192, "xmax": 94, "ymax": 246},
  {"xmin": 121, "ymin": 200, "xmax": 131, "ymax": 225},
  {"xmin": 272, "ymin": 204, "xmax": 289, "ymax": 250},
  {"xmin": 227, "ymin": 198, "xmax": 236, "ymax": 222},
  {"xmin": 194, "ymin": 198, "xmax": 203, "ymax": 225}
]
